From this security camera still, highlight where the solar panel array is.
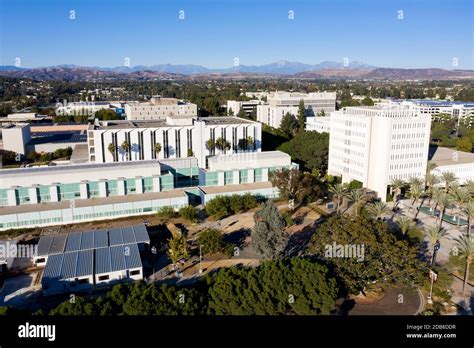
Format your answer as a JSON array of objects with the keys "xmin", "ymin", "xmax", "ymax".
[
  {"xmin": 38, "ymin": 225, "xmax": 149, "ymax": 256},
  {"xmin": 41, "ymin": 225, "xmax": 148, "ymax": 282}
]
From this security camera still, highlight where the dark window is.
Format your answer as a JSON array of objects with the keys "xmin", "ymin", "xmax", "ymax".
[
  {"xmin": 130, "ymin": 269, "xmax": 140, "ymax": 276},
  {"xmin": 98, "ymin": 275, "xmax": 109, "ymax": 281}
]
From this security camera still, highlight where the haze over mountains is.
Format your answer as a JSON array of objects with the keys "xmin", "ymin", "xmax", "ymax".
[{"xmin": 0, "ymin": 60, "xmax": 472, "ymax": 81}]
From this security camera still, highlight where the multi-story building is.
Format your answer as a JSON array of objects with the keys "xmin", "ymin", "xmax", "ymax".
[
  {"xmin": 124, "ymin": 97, "xmax": 197, "ymax": 121},
  {"xmin": 0, "ymin": 151, "xmax": 295, "ymax": 230},
  {"xmin": 429, "ymin": 146, "xmax": 474, "ymax": 185},
  {"xmin": 328, "ymin": 106, "xmax": 432, "ymax": 201},
  {"xmin": 226, "ymin": 100, "xmax": 261, "ymax": 116},
  {"xmin": 380, "ymin": 100, "xmax": 474, "ymax": 118},
  {"xmin": 257, "ymin": 91, "xmax": 336, "ymax": 128},
  {"xmin": 87, "ymin": 116, "xmax": 262, "ymax": 168},
  {"xmin": 305, "ymin": 116, "xmax": 331, "ymax": 133}
]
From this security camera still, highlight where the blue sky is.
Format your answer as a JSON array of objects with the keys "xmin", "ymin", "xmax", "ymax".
[{"xmin": 0, "ymin": 0, "xmax": 472, "ymax": 69}]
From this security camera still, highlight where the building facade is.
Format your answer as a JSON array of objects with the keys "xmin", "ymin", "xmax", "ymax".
[
  {"xmin": 328, "ymin": 106, "xmax": 432, "ymax": 201},
  {"xmin": 87, "ymin": 117, "xmax": 262, "ymax": 168},
  {"xmin": 124, "ymin": 97, "xmax": 197, "ymax": 121},
  {"xmin": 429, "ymin": 147, "xmax": 474, "ymax": 185},
  {"xmin": 305, "ymin": 116, "xmax": 331, "ymax": 133},
  {"xmin": 257, "ymin": 91, "xmax": 336, "ymax": 128}
]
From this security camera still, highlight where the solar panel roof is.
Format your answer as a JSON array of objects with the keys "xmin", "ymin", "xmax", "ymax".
[
  {"xmin": 43, "ymin": 254, "xmax": 64, "ymax": 280},
  {"xmin": 95, "ymin": 247, "xmax": 112, "ymax": 274},
  {"xmin": 76, "ymin": 250, "xmax": 94, "ymax": 277}
]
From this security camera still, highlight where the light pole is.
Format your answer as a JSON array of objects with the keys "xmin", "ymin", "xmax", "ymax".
[
  {"xmin": 199, "ymin": 244, "xmax": 203, "ymax": 274},
  {"xmin": 427, "ymin": 240, "xmax": 440, "ymax": 304}
]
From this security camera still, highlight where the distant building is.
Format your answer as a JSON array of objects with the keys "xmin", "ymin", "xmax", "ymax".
[
  {"xmin": 305, "ymin": 116, "xmax": 331, "ymax": 133},
  {"xmin": 328, "ymin": 106, "xmax": 432, "ymax": 201},
  {"xmin": 226, "ymin": 100, "xmax": 261, "ymax": 116},
  {"xmin": 429, "ymin": 146, "xmax": 474, "ymax": 185},
  {"xmin": 382, "ymin": 100, "xmax": 474, "ymax": 118},
  {"xmin": 257, "ymin": 91, "xmax": 336, "ymax": 128},
  {"xmin": 125, "ymin": 97, "xmax": 197, "ymax": 121},
  {"xmin": 56, "ymin": 101, "xmax": 115, "ymax": 116},
  {"xmin": 6, "ymin": 112, "xmax": 41, "ymax": 121}
]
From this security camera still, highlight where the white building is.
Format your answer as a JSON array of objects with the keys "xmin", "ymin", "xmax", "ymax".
[
  {"xmin": 227, "ymin": 100, "xmax": 261, "ymax": 116},
  {"xmin": 124, "ymin": 97, "xmax": 197, "ymax": 121},
  {"xmin": 305, "ymin": 116, "xmax": 331, "ymax": 133},
  {"xmin": 88, "ymin": 117, "xmax": 262, "ymax": 168},
  {"xmin": 56, "ymin": 101, "xmax": 114, "ymax": 116},
  {"xmin": 429, "ymin": 147, "xmax": 474, "ymax": 185},
  {"xmin": 328, "ymin": 106, "xmax": 432, "ymax": 201},
  {"xmin": 257, "ymin": 91, "xmax": 336, "ymax": 128},
  {"xmin": 1, "ymin": 123, "xmax": 31, "ymax": 155},
  {"xmin": 382, "ymin": 100, "xmax": 474, "ymax": 118}
]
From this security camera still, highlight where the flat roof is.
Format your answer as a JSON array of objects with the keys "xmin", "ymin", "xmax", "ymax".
[
  {"xmin": 0, "ymin": 189, "xmax": 187, "ymax": 216},
  {"xmin": 28, "ymin": 132, "xmax": 87, "ymax": 145},
  {"xmin": 429, "ymin": 146, "xmax": 474, "ymax": 166},
  {"xmin": 199, "ymin": 181, "xmax": 273, "ymax": 195}
]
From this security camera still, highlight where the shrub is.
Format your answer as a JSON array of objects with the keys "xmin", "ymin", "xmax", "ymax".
[
  {"xmin": 156, "ymin": 206, "xmax": 177, "ymax": 220},
  {"xmin": 205, "ymin": 194, "xmax": 258, "ymax": 219},
  {"xmin": 196, "ymin": 229, "xmax": 232, "ymax": 256},
  {"xmin": 179, "ymin": 205, "xmax": 199, "ymax": 223}
]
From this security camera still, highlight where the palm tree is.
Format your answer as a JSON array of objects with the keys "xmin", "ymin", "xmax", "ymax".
[
  {"xmin": 408, "ymin": 181, "xmax": 424, "ymax": 219},
  {"xmin": 121, "ymin": 140, "xmax": 130, "ymax": 160},
  {"xmin": 345, "ymin": 189, "xmax": 366, "ymax": 217},
  {"xmin": 328, "ymin": 183, "xmax": 346, "ymax": 214},
  {"xmin": 154, "ymin": 142, "xmax": 162, "ymax": 157},
  {"xmin": 107, "ymin": 143, "xmax": 117, "ymax": 161},
  {"xmin": 206, "ymin": 139, "xmax": 215, "ymax": 153},
  {"xmin": 396, "ymin": 216, "xmax": 415, "ymax": 236},
  {"xmin": 451, "ymin": 187, "xmax": 470, "ymax": 226},
  {"xmin": 425, "ymin": 172, "xmax": 441, "ymax": 205},
  {"xmin": 391, "ymin": 178, "xmax": 405, "ymax": 206},
  {"xmin": 434, "ymin": 191, "xmax": 453, "ymax": 230},
  {"xmin": 454, "ymin": 235, "xmax": 474, "ymax": 294},
  {"xmin": 424, "ymin": 225, "xmax": 450, "ymax": 255},
  {"xmin": 441, "ymin": 171, "xmax": 457, "ymax": 193},
  {"xmin": 463, "ymin": 202, "xmax": 474, "ymax": 236},
  {"xmin": 465, "ymin": 179, "xmax": 474, "ymax": 198},
  {"xmin": 367, "ymin": 201, "xmax": 390, "ymax": 220},
  {"xmin": 215, "ymin": 137, "xmax": 231, "ymax": 153}
]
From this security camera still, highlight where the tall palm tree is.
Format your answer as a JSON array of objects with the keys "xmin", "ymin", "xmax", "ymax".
[
  {"xmin": 345, "ymin": 189, "xmax": 366, "ymax": 217},
  {"xmin": 465, "ymin": 180, "xmax": 474, "ymax": 198},
  {"xmin": 408, "ymin": 182, "xmax": 424, "ymax": 220},
  {"xmin": 107, "ymin": 143, "xmax": 117, "ymax": 161},
  {"xmin": 425, "ymin": 172, "xmax": 441, "ymax": 206},
  {"xmin": 396, "ymin": 216, "xmax": 415, "ymax": 236},
  {"xmin": 463, "ymin": 202, "xmax": 474, "ymax": 236},
  {"xmin": 328, "ymin": 183, "xmax": 346, "ymax": 214},
  {"xmin": 121, "ymin": 140, "xmax": 130, "ymax": 160},
  {"xmin": 451, "ymin": 187, "xmax": 470, "ymax": 226},
  {"xmin": 454, "ymin": 235, "xmax": 474, "ymax": 294},
  {"xmin": 367, "ymin": 201, "xmax": 390, "ymax": 219},
  {"xmin": 434, "ymin": 191, "xmax": 453, "ymax": 230},
  {"xmin": 424, "ymin": 225, "xmax": 450, "ymax": 254},
  {"xmin": 391, "ymin": 178, "xmax": 405, "ymax": 206},
  {"xmin": 441, "ymin": 171, "xmax": 457, "ymax": 193}
]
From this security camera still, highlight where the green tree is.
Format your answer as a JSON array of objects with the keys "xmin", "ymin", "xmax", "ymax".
[
  {"xmin": 107, "ymin": 143, "xmax": 117, "ymax": 161},
  {"xmin": 179, "ymin": 205, "xmax": 199, "ymax": 223},
  {"xmin": 269, "ymin": 168, "xmax": 321, "ymax": 204},
  {"xmin": 360, "ymin": 96, "xmax": 374, "ymax": 106},
  {"xmin": 366, "ymin": 201, "xmax": 390, "ymax": 219},
  {"xmin": 396, "ymin": 216, "xmax": 415, "ymax": 236},
  {"xmin": 196, "ymin": 229, "xmax": 231, "ymax": 256},
  {"xmin": 154, "ymin": 142, "xmax": 162, "ymax": 156},
  {"xmin": 215, "ymin": 137, "xmax": 231, "ymax": 153},
  {"xmin": 456, "ymin": 137, "xmax": 472, "ymax": 152},
  {"xmin": 308, "ymin": 215, "xmax": 426, "ymax": 294},
  {"xmin": 329, "ymin": 183, "xmax": 347, "ymax": 214},
  {"xmin": 297, "ymin": 99, "xmax": 306, "ymax": 130},
  {"xmin": 206, "ymin": 258, "xmax": 338, "ymax": 315},
  {"xmin": 280, "ymin": 112, "xmax": 298, "ymax": 138},
  {"xmin": 167, "ymin": 233, "xmax": 189, "ymax": 266},
  {"xmin": 345, "ymin": 189, "xmax": 366, "ymax": 217},
  {"xmin": 454, "ymin": 235, "xmax": 474, "ymax": 294},
  {"xmin": 121, "ymin": 141, "xmax": 130, "ymax": 161},
  {"xmin": 252, "ymin": 200, "xmax": 288, "ymax": 260}
]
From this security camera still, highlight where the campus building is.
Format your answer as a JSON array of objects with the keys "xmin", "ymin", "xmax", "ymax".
[
  {"xmin": 381, "ymin": 100, "xmax": 474, "ymax": 118},
  {"xmin": 38, "ymin": 225, "xmax": 149, "ymax": 295},
  {"xmin": 257, "ymin": 91, "xmax": 336, "ymax": 128},
  {"xmin": 124, "ymin": 97, "xmax": 197, "ymax": 121},
  {"xmin": 305, "ymin": 116, "xmax": 331, "ymax": 133},
  {"xmin": 328, "ymin": 106, "xmax": 432, "ymax": 201},
  {"xmin": 87, "ymin": 116, "xmax": 262, "ymax": 168},
  {"xmin": 226, "ymin": 100, "xmax": 261, "ymax": 116},
  {"xmin": 429, "ymin": 146, "xmax": 474, "ymax": 185},
  {"xmin": 0, "ymin": 151, "xmax": 295, "ymax": 230}
]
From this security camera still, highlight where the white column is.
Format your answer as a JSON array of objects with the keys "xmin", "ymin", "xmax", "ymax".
[
  {"xmin": 49, "ymin": 185, "xmax": 59, "ymax": 202},
  {"xmin": 99, "ymin": 180, "xmax": 107, "ymax": 197},
  {"xmin": 153, "ymin": 175, "xmax": 161, "ymax": 192},
  {"xmin": 262, "ymin": 168, "xmax": 269, "ymax": 182},
  {"xmin": 7, "ymin": 188, "xmax": 17, "ymax": 206},
  {"xmin": 135, "ymin": 177, "xmax": 143, "ymax": 194},
  {"xmin": 217, "ymin": 172, "xmax": 225, "ymax": 186},
  {"xmin": 117, "ymin": 178, "xmax": 125, "ymax": 196},
  {"xmin": 80, "ymin": 181, "xmax": 88, "ymax": 199},
  {"xmin": 233, "ymin": 170, "xmax": 240, "ymax": 185},
  {"xmin": 247, "ymin": 169, "xmax": 255, "ymax": 183},
  {"xmin": 28, "ymin": 186, "xmax": 38, "ymax": 204}
]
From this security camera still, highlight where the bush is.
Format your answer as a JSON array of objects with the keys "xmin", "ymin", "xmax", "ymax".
[
  {"xmin": 205, "ymin": 194, "xmax": 258, "ymax": 219},
  {"xmin": 156, "ymin": 206, "xmax": 177, "ymax": 220},
  {"xmin": 179, "ymin": 205, "xmax": 199, "ymax": 223}
]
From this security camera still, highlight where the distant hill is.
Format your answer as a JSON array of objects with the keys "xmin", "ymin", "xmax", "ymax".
[{"xmin": 0, "ymin": 61, "xmax": 472, "ymax": 81}]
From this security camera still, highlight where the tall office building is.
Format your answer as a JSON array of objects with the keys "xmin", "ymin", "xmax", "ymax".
[{"xmin": 328, "ymin": 106, "xmax": 432, "ymax": 201}]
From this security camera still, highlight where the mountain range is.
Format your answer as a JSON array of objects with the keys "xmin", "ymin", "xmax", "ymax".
[{"xmin": 0, "ymin": 60, "xmax": 472, "ymax": 81}]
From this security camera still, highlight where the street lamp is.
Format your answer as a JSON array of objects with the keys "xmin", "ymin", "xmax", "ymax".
[{"xmin": 198, "ymin": 244, "xmax": 203, "ymax": 274}]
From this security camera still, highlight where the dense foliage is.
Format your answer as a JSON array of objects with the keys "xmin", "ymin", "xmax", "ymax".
[
  {"xmin": 278, "ymin": 131, "xmax": 329, "ymax": 171},
  {"xmin": 205, "ymin": 194, "xmax": 258, "ymax": 220}
]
